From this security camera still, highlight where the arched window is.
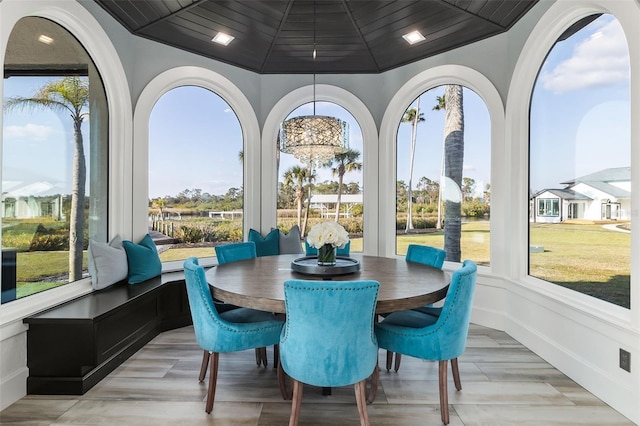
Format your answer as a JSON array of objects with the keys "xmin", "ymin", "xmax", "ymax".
[
  {"xmin": 277, "ymin": 101, "xmax": 364, "ymax": 252},
  {"xmin": 529, "ymin": 14, "xmax": 631, "ymax": 308},
  {"xmin": 395, "ymin": 85, "xmax": 491, "ymax": 266},
  {"xmin": 148, "ymin": 86, "xmax": 243, "ymax": 262},
  {"xmin": 2, "ymin": 17, "xmax": 108, "ymax": 302}
]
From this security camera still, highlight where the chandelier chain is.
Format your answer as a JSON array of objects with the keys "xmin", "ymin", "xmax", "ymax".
[{"xmin": 278, "ymin": 0, "xmax": 349, "ymax": 166}]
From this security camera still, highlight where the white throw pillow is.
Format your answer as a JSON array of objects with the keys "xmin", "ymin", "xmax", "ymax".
[{"xmin": 88, "ymin": 235, "xmax": 128, "ymax": 290}]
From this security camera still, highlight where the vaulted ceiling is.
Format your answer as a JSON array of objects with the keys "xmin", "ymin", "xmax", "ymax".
[{"xmin": 93, "ymin": 0, "xmax": 539, "ymax": 74}]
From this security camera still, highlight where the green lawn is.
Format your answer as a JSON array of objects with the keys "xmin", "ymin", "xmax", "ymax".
[
  {"xmin": 529, "ymin": 223, "xmax": 630, "ymax": 308},
  {"xmin": 159, "ymin": 246, "xmax": 216, "ymax": 261},
  {"xmin": 11, "ymin": 221, "xmax": 630, "ymax": 308},
  {"xmin": 395, "ymin": 222, "xmax": 490, "ymax": 266},
  {"xmin": 15, "ymin": 251, "xmax": 88, "ymax": 299}
]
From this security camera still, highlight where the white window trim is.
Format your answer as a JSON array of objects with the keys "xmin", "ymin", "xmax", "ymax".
[
  {"xmin": 378, "ymin": 64, "xmax": 505, "ymax": 269},
  {"xmin": 506, "ymin": 0, "xmax": 638, "ymax": 324},
  {"xmin": 0, "ymin": 0, "xmax": 131, "ymax": 326},
  {"xmin": 261, "ymin": 84, "xmax": 379, "ymax": 254},
  {"xmin": 132, "ymin": 66, "xmax": 261, "ymax": 243}
]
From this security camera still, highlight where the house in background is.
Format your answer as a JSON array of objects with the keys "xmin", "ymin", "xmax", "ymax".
[
  {"xmin": 2, "ymin": 181, "xmax": 65, "ymax": 220},
  {"xmin": 531, "ymin": 167, "xmax": 630, "ymax": 223}
]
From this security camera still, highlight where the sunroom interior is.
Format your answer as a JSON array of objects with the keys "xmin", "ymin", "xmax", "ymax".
[{"xmin": 0, "ymin": 0, "xmax": 638, "ymax": 424}]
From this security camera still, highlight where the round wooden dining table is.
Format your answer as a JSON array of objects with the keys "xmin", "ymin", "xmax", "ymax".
[{"xmin": 205, "ymin": 254, "xmax": 450, "ymax": 314}]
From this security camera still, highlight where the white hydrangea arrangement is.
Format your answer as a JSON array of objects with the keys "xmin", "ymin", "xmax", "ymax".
[{"xmin": 306, "ymin": 221, "xmax": 350, "ymax": 249}]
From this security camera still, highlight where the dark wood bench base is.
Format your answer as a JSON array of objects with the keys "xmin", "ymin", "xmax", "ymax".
[{"xmin": 24, "ymin": 276, "xmax": 191, "ymax": 395}]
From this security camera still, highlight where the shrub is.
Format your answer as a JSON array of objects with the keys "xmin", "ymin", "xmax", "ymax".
[
  {"xmin": 211, "ymin": 221, "xmax": 243, "ymax": 242},
  {"xmin": 338, "ymin": 217, "xmax": 363, "ymax": 234},
  {"xmin": 177, "ymin": 225, "xmax": 205, "ymax": 243},
  {"xmin": 462, "ymin": 200, "xmax": 490, "ymax": 218},
  {"xmin": 412, "ymin": 217, "xmax": 438, "ymax": 229},
  {"xmin": 29, "ymin": 224, "xmax": 69, "ymax": 251},
  {"xmin": 396, "ymin": 216, "xmax": 439, "ymax": 230}
]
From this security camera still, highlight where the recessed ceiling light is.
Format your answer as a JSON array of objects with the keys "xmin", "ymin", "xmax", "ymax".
[
  {"xmin": 212, "ymin": 32, "xmax": 234, "ymax": 46},
  {"xmin": 402, "ymin": 31, "xmax": 425, "ymax": 45},
  {"xmin": 38, "ymin": 34, "xmax": 54, "ymax": 44}
]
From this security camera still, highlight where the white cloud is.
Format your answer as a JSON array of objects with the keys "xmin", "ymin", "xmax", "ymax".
[
  {"xmin": 540, "ymin": 18, "xmax": 629, "ymax": 93},
  {"xmin": 4, "ymin": 123, "xmax": 55, "ymax": 141}
]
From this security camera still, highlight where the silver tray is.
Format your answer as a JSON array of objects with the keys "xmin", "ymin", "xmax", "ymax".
[{"xmin": 291, "ymin": 256, "xmax": 361, "ymax": 276}]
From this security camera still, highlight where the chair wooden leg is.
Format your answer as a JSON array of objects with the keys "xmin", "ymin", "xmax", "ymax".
[
  {"xmin": 354, "ymin": 379, "xmax": 370, "ymax": 426},
  {"xmin": 198, "ymin": 350, "xmax": 210, "ymax": 382},
  {"xmin": 205, "ymin": 352, "xmax": 219, "ymax": 414},
  {"xmin": 385, "ymin": 350, "xmax": 393, "ymax": 371},
  {"xmin": 438, "ymin": 360, "xmax": 449, "ymax": 425},
  {"xmin": 365, "ymin": 364, "xmax": 379, "ymax": 404},
  {"xmin": 288, "ymin": 379, "xmax": 304, "ymax": 426},
  {"xmin": 261, "ymin": 347, "xmax": 268, "ymax": 367},
  {"xmin": 273, "ymin": 344, "xmax": 279, "ymax": 369},
  {"xmin": 451, "ymin": 357, "xmax": 462, "ymax": 391},
  {"xmin": 278, "ymin": 357, "xmax": 292, "ymax": 400},
  {"xmin": 255, "ymin": 348, "xmax": 261, "ymax": 366},
  {"xmin": 394, "ymin": 353, "xmax": 402, "ymax": 372}
]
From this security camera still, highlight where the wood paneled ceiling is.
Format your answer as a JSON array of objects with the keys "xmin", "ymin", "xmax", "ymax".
[{"xmin": 93, "ymin": 0, "xmax": 539, "ymax": 74}]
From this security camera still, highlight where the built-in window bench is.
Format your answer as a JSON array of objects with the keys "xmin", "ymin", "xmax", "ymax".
[{"xmin": 23, "ymin": 274, "xmax": 192, "ymax": 395}]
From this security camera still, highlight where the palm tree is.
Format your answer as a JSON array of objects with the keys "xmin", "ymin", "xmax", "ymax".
[
  {"xmin": 300, "ymin": 166, "xmax": 317, "ymax": 237},
  {"xmin": 151, "ymin": 198, "xmax": 167, "ymax": 221},
  {"xmin": 433, "ymin": 94, "xmax": 447, "ymax": 230},
  {"xmin": 283, "ymin": 166, "xmax": 309, "ymax": 229},
  {"xmin": 401, "ymin": 101, "xmax": 424, "ymax": 232},
  {"xmin": 329, "ymin": 149, "xmax": 362, "ymax": 222},
  {"xmin": 4, "ymin": 77, "xmax": 89, "ymax": 281},
  {"xmin": 440, "ymin": 85, "xmax": 464, "ymax": 262}
]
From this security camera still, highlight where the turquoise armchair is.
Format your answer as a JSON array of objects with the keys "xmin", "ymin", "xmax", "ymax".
[
  {"xmin": 304, "ymin": 240, "xmax": 351, "ymax": 256},
  {"xmin": 279, "ymin": 279, "xmax": 379, "ymax": 425},
  {"xmin": 386, "ymin": 244, "xmax": 447, "ymax": 371},
  {"xmin": 215, "ymin": 241, "xmax": 257, "ymax": 264},
  {"xmin": 183, "ymin": 257, "xmax": 284, "ymax": 413},
  {"xmin": 375, "ymin": 260, "xmax": 477, "ymax": 425},
  {"xmin": 406, "ymin": 243, "xmax": 446, "ymax": 269},
  {"xmin": 213, "ymin": 241, "xmax": 270, "ymax": 368}
]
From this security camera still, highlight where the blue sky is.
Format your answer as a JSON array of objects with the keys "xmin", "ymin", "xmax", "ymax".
[
  {"xmin": 396, "ymin": 86, "xmax": 490, "ymax": 198},
  {"xmin": 149, "ymin": 86, "xmax": 244, "ymax": 198},
  {"xmin": 3, "ymin": 76, "xmax": 84, "ymax": 197},
  {"xmin": 530, "ymin": 14, "xmax": 630, "ymax": 191},
  {"xmin": 2, "ymin": 15, "xmax": 629, "ymax": 200}
]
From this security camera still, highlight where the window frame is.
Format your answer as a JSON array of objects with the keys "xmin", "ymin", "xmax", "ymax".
[
  {"xmin": 378, "ymin": 65, "xmax": 504, "ymax": 266},
  {"xmin": 132, "ymin": 67, "xmax": 260, "ymax": 268},
  {"xmin": 537, "ymin": 198, "xmax": 560, "ymax": 217},
  {"xmin": 0, "ymin": 0, "xmax": 131, "ymax": 321},
  {"xmin": 261, "ymin": 84, "xmax": 379, "ymax": 254},
  {"xmin": 147, "ymin": 84, "xmax": 245, "ymax": 263},
  {"xmin": 507, "ymin": 1, "xmax": 636, "ymax": 321}
]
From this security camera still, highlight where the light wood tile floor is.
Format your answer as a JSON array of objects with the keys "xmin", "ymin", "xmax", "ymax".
[{"xmin": 1, "ymin": 324, "xmax": 634, "ymax": 425}]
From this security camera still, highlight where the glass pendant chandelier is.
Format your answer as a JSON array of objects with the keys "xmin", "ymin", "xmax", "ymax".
[{"xmin": 280, "ymin": 1, "xmax": 348, "ymax": 166}]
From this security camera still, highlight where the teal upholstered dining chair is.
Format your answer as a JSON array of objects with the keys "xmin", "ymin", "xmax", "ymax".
[
  {"xmin": 386, "ymin": 244, "xmax": 447, "ymax": 372},
  {"xmin": 215, "ymin": 241, "xmax": 257, "ymax": 264},
  {"xmin": 304, "ymin": 240, "xmax": 351, "ymax": 256},
  {"xmin": 278, "ymin": 279, "xmax": 380, "ymax": 426},
  {"xmin": 406, "ymin": 243, "xmax": 446, "ymax": 269},
  {"xmin": 375, "ymin": 260, "xmax": 477, "ymax": 425},
  {"xmin": 213, "ymin": 241, "xmax": 271, "ymax": 369},
  {"xmin": 183, "ymin": 257, "xmax": 284, "ymax": 413}
]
